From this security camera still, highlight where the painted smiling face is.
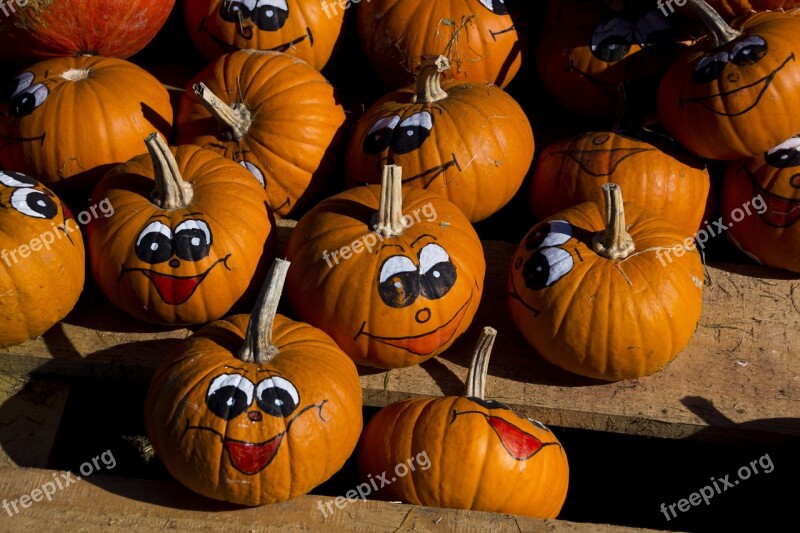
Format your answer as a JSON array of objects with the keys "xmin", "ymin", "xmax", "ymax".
[
  {"xmin": 0, "ymin": 170, "xmax": 85, "ymax": 347},
  {"xmin": 184, "ymin": 0, "xmax": 344, "ymax": 69},
  {"xmin": 659, "ymin": 9, "xmax": 800, "ymax": 160},
  {"xmin": 722, "ymin": 137, "xmax": 800, "ymax": 272}
]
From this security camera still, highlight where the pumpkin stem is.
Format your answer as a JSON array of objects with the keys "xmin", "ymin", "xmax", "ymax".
[
  {"xmin": 464, "ymin": 327, "xmax": 498, "ymax": 399},
  {"xmin": 146, "ymin": 133, "xmax": 193, "ymax": 209},
  {"xmin": 193, "ymin": 82, "xmax": 252, "ymax": 141},
  {"xmin": 413, "ymin": 56, "xmax": 450, "ymax": 104},
  {"xmin": 375, "ymin": 164, "xmax": 406, "ymax": 237},
  {"xmin": 239, "ymin": 259, "xmax": 290, "ymax": 364},
  {"xmin": 686, "ymin": 0, "xmax": 740, "ymax": 47},
  {"xmin": 592, "ymin": 183, "xmax": 635, "ymax": 260}
]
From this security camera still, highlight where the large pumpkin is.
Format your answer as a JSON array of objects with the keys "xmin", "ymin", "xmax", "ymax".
[
  {"xmin": 176, "ymin": 49, "xmax": 345, "ymax": 218},
  {"xmin": 0, "ymin": 170, "xmax": 84, "ymax": 347},
  {"xmin": 509, "ymin": 183, "xmax": 704, "ymax": 381},
  {"xmin": 345, "ymin": 56, "xmax": 534, "ymax": 223},
  {"xmin": 184, "ymin": 0, "xmax": 345, "ymax": 70},
  {"xmin": 358, "ymin": 327, "xmax": 569, "ymax": 518},
  {"xmin": 529, "ymin": 130, "xmax": 710, "ymax": 236},
  {"xmin": 357, "ymin": 0, "xmax": 525, "ymax": 89},
  {"xmin": 722, "ymin": 137, "xmax": 800, "ymax": 271},
  {"xmin": 285, "ymin": 164, "xmax": 485, "ymax": 369},
  {"xmin": 0, "ymin": 55, "xmax": 173, "ymax": 188},
  {"xmin": 658, "ymin": 0, "xmax": 800, "ymax": 160},
  {"xmin": 145, "ymin": 259, "xmax": 363, "ymax": 505},
  {"xmin": 86, "ymin": 134, "xmax": 275, "ymax": 325},
  {"xmin": 0, "ymin": 0, "xmax": 175, "ymax": 65}
]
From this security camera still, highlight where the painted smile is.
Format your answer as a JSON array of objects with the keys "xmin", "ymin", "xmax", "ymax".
[
  {"xmin": 566, "ymin": 61, "xmax": 618, "ymax": 100},
  {"xmin": 682, "ymin": 53, "xmax": 795, "ymax": 116},
  {"xmin": 451, "ymin": 410, "xmax": 560, "ymax": 461},
  {"xmin": 743, "ymin": 165, "xmax": 800, "ymax": 228},
  {"xmin": 551, "ymin": 146, "xmax": 654, "ymax": 177},
  {"xmin": 120, "ymin": 254, "xmax": 231, "ymax": 305},
  {"xmin": 200, "ymin": 17, "xmax": 312, "ymax": 54},
  {"xmin": 0, "ymin": 132, "xmax": 46, "ymax": 151},
  {"xmin": 401, "ymin": 154, "xmax": 461, "ymax": 188}
]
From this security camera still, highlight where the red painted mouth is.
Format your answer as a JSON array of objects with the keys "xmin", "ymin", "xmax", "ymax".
[
  {"xmin": 121, "ymin": 255, "xmax": 230, "ymax": 306},
  {"xmin": 452, "ymin": 410, "xmax": 559, "ymax": 461},
  {"xmin": 224, "ymin": 434, "xmax": 284, "ymax": 475},
  {"xmin": 745, "ymin": 166, "xmax": 800, "ymax": 228}
]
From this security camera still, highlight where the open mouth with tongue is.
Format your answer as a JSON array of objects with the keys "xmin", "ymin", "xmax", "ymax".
[
  {"xmin": 452, "ymin": 410, "xmax": 560, "ymax": 461},
  {"xmin": 120, "ymin": 255, "xmax": 231, "ymax": 306},
  {"xmin": 224, "ymin": 434, "xmax": 284, "ymax": 475}
]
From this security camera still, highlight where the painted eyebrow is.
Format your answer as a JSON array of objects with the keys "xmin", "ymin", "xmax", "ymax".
[
  {"xmin": 256, "ymin": 368, "xmax": 285, "ymax": 377},
  {"xmin": 148, "ymin": 213, "xmax": 170, "ymax": 220},
  {"xmin": 410, "ymin": 234, "xmax": 437, "ymax": 248},
  {"xmin": 378, "ymin": 243, "xmax": 406, "ymax": 254},
  {"xmin": 182, "ymin": 212, "xmax": 204, "ymax": 217},
  {"xmin": 223, "ymin": 365, "xmax": 247, "ymax": 373}
]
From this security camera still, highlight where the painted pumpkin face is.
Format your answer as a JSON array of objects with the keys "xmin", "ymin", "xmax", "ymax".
[
  {"xmin": 184, "ymin": 0, "xmax": 344, "ymax": 69},
  {"xmin": 722, "ymin": 137, "xmax": 800, "ymax": 271}
]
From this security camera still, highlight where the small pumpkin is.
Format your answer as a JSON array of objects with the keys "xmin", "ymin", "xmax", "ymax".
[
  {"xmin": 86, "ymin": 134, "xmax": 275, "ymax": 325},
  {"xmin": 357, "ymin": 0, "xmax": 525, "ymax": 89},
  {"xmin": 176, "ymin": 49, "xmax": 345, "ymax": 218},
  {"xmin": 722, "ymin": 137, "xmax": 800, "ymax": 271},
  {"xmin": 0, "ymin": 170, "xmax": 85, "ymax": 347},
  {"xmin": 529, "ymin": 130, "xmax": 710, "ymax": 236},
  {"xmin": 658, "ymin": 0, "xmax": 800, "ymax": 160},
  {"xmin": 509, "ymin": 183, "xmax": 704, "ymax": 381},
  {"xmin": 145, "ymin": 259, "xmax": 363, "ymax": 505},
  {"xmin": 346, "ymin": 56, "xmax": 534, "ymax": 223},
  {"xmin": 358, "ymin": 327, "xmax": 569, "ymax": 518},
  {"xmin": 184, "ymin": 0, "xmax": 345, "ymax": 70},
  {"xmin": 285, "ymin": 164, "xmax": 485, "ymax": 369},
  {"xmin": 0, "ymin": 55, "xmax": 173, "ymax": 188}
]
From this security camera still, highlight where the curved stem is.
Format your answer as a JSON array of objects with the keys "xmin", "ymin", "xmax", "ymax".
[
  {"xmin": 592, "ymin": 183, "xmax": 635, "ymax": 260},
  {"xmin": 375, "ymin": 164, "xmax": 406, "ymax": 237},
  {"xmin": 193, "ymin": 82, "xmax": 252, "ymax": 141},
  {"xmin": 413, "ymin": 55, "xmax": 450, "ymax": 104},
  {"xmin": 464, "ymin": 327, "xmax": 498, "ymax": 399},
  {"xmin": 145, "ymin": 133, "xmax": 193, "ymax": 209},
  {"xmin": 239, "ymin": 259, "xmax": 290, "ymax": 364},
  {"xmin": 686, "ymin": 0, "xmax": 740, "ymax": 47}
]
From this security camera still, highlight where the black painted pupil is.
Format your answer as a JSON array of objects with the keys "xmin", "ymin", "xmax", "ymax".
[
  {"xmin": 765, "ymin": 149, "xmax": 800, "ymax": 169},
  {"xmin": 174, "ymin": 228, "xmax": 210, "ymax": 261},
  {"xmin": 693, "ymin": 58, "xmax": 727, "ymax": 83},
  {"xmin": 254, "ymin": 5, "xmax": 289, "ymax": 31},
  {"xmin": 364, "ymin": 128, "xmax": 393, "ymax": 154},
  {"xmin": 525, "ymin": 223, "xmax": 552, "ymax": 250},
  {"xmin": 731, "ymin": 43, "xmax": 767, "ymax": 66},
  {"xmin": 467, "ymin": 396, "xmax": 511, "ymax": 410},
  {"xmin": 484, "ymin": 0, "xmax": 509, "ymax": 15},
  {"xmin": 393, "ymin": 125, "xmax": 431, "ymax": 154},
  {"xmin": 10, "ymin": 91, "xmax": 37, "ymax": 117},
  {"xmin": 207, "ymin": 386, "xmax": 250, "ymax": 420},
  {"xmin": 26, "ymin": 191, "xmax": 56, "ymax": 219},
  {"xmin": 257, "ymin": 386, "xmax": 297, "ymax": 417},
  {"xmin": 593, "ymin": 35, "xmax": 631, "ymax": 62},
  {"xmin": 135, "ymin": 232, "xmax": 173, "ymax": 264},
  {"xmin": 522, "ymin": 251, "xmax": 552, "ymax": 291},
  {"xmin": 3, "ymin": 171, "xmax": 36, "ymax": 186},
  {"xmin": 419, "ymin": 262, "xmax": 456, "ymax": 300},
  {"xmin": 379, "ymin": 272, "xmax": 420, "ymax": 308}
]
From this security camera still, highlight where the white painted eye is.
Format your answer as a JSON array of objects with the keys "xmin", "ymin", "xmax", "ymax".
[
  {"xmin": 174, "ymin": 219, "xmax": 212, "ymax": 246},
  {"xmin": 522, "ymin": 247, "xmax": 574, "ymax": 290},
  {"xmin": 256, "ymin": 376, "xmax": 299, "ymax": 417},
  {"xmin": 398, "ymin": 111, "xmax": 433, "ymax": 131},
  {"xmin": 206, "ymin": 374, "xmax": 255, "ymax": 420},
  {"xmin": 767, "ymin": 138, "xmax": 800, "ymax": 154},
  {"xmin": 379, "ymin": 255, "xmax": 417, "ymax": 283},
  {"xmin": 136, "ymin": 221, "xmax": 172, "ymax": 248},
  {"xmin": 10, "ymin": 187, "xmax": 57, "ymax": 219},
  {"xmin": 8, "ymin": 72, "xmax": 34, "ymax": 100},
  {"xmin": 367, "ymin": 115, "xmax": 401, "ymax": 136},
  {"xmin": 240, "ymin": 161, "xmax": 265, "ymax": 187},
  {"xmin": 257, "ymin": 0, "xmax": 288, "ymax": 9},
  {"xmin": 418, "ymin": 243, "xmax": 449, "ymax": 275},
  {"xmin": 591, "ymin": 17, "xmax": 635, "ymax": 62},
  {"xmin": 478, "ymin": 0, "xmax": 508, "ymax": 15},
  {"xmin": 524, "ymin": 220, "xmax": 573, "ymax": 250},
  {"xmin": 0, "ymin": 170, "xmax": 37, "ymax": 188}
]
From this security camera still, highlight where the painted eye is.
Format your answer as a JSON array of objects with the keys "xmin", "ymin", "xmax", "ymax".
[
  {"xmin": 418, "ymin": 243, "xmax": 456, "ymax": 300},
  {"xmin": 173, "ymin": 219, "xmax": 212, "ymax": 262},
  {"xmin": 1, "ymin": 72, "xmax": 34, "ymax": 103},
  {"xmin": 253, "ymin": 0, "xmax": 289, "ymax": 31},
  {"xmin": 634, "ymin": 10, "xmax": 673, "ymax": 48},
  {"xmin": 468, "ymin": 397, "xmax": 512, "ymax": 410},
  {"xmin": 590, "ymin": 18, "xmax": 635, "ymax": 62},
  {"xmin": 730, "ymin": 35, "xmax": 768, "ymax": 66},
  {"xmin": 378, "ymin": 255, "xmax": 420, "ymax": 308},
  {"xmin": 765, "ymin": 138, "xmax": 800, "ymax": 168},
  {"xmin": 0, "ymin": 170, "xmax": 38, "ymax": 188},
  {"xmin": 135, "ymin": 221, "xmax": 173, "ymax": 264},
  {"xmin": 10, "ymin": 187, "xmax": 57, "ymax": 219},
  {"xmin": 256, "ymin": 376, "xmax": 299, "ymax": 417},
  {"xmin": 478, "ymin": 0, "xmax": 509, "ymax": 15},
  {"xmin": 522, "ymin": 247, "xmax": 574, "ymax": 290},
  {"xmin": 240, "ymin": 160, "xmax": 266, "ymax": 187},
  {"xmin": 392, "ymin": 112, "xmax": 433, "ymax": 154},
  {"xmin": 364, "ymin": 115, "xmax": 400, "ymax": 154},
  {"xmin": 525, "ymin": 220, "xmax": 572, "ymax": 251},
  {"xmin": 9, "ymin": 83, "xmax": 49, "ymax": 117},
  {"xmin": 527, "ymin": 418, "xmax": 551, "ymax": 432},
  {"xmin": 220, "ymin": 0, "xmax": 257, "ymax": 22},
  {"xmin": 206, "ymin": 374, "xmax": 255, "ymax": 420},
  {"xmin": 693, "ymin": 50, "xmax": 729, "ymax": 83}
]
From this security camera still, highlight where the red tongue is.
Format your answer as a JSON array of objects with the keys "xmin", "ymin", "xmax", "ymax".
[
  {"xmin": 759, "ymin": 195, "xmax": 800, "ymax": 228},
  {"xmin": 224, "ymin": 435, "xmax": 284, "ymax": 475},
  {"xmin": 146, "ymin": 272, "xmax": 204, "ymax": 305},
  {"xmin": 488, "ymin": 416, "xmax": 543, "ymax": 460}
]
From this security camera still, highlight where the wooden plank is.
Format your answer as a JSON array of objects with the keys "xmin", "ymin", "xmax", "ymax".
[{"xmin": 0, "ymin": 467, "xmax": 652, "ymax": 532}]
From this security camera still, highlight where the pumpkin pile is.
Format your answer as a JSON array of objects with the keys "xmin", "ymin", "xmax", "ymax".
[{"xmin": 0, "ymin": 0, "xmax": 798, "ymax": 519}]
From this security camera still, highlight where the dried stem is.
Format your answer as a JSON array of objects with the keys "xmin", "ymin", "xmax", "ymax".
[
  {"xmin": 464, "ymin": 327, "xmax": 498, "ymax": 399},
  {"xmin": 146, "ymin": 133, "xmax": 193, "ymax": 209},
  {"xmin": 238, "ymin": 259, "xmax": 290, "ymax": 364},
  {"xmin": 193, "ymin": 82, "xmax": 252, "ymax": 141},
  {"xmin": 592, "ymin": 183, "xmax": 635, "ymax": 260},
  {"xmin": 413, "ymin": 55, "xmax": 450, "ymax": 104},
  {"xmin": 686, "ymin": 0, "xmax": 741, "ymax": 47},
  {"xmin": 375, "ymin": 165, "xmax": 406, "ymax": 237}
]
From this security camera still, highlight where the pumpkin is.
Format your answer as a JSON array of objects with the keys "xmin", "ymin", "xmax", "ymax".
[
  {"xmin": 357, "ymin": 0, "xmax": 525, "ymax": 89},
  {"xmin": 285, "ymin": 164, "xmax": 485, "ymax": 369},
  {"xmin": 184, "ymin": 0, "xmax": 345, "ymax": 70},
  {"xmin": 358, "ymin": 327, "xmax": 569, "ymax": 518},
  {"xmin": 144, "ymin": 259, "xmax": 363, "ymax": 505},
  {"xmin": 0, "ymin": 170, "xmax": 84, "ymax": 347},
  {"xmin": 509, "ymin": 183, "xmax": 704, "ymax": 381},
  {"xmin": 529, "ymin": 130, "xmax": 710, "ymax": 236},
  {"xmin": 176, "ymin": 49, "xmax": 345, "ymax": 218},
  {"xmin": 0, "ymin": 55, "xmax": 173, "ymax": 189},
  {"xmin": 0, "ymin": 0, "xmax": 175, "ymax": 65},
  {"xmin": 86, "ymin": 134, "xmax": 275, "ymax": 325},
  {"xmin": 345, "ymin": 56, "xmax": 534, "ymax": 223},
  {"xmin": 658, "ymin": 0, "xmax": 800, "ymax": 160},
  {"xmin": 721, "ymin": 136, "xmax": 800, "ymax": 271}
]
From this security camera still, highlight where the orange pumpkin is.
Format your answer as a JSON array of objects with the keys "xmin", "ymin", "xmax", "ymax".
[
  {"xmin": 176, "ymin": 49, "xmax": 345, "ymax": 218},
  {"xmin": 285, "ymin": 164, "xmax": 485, "ymax": 368},
  {"xmin": 184, "ymin": 0, "xmax": 345, "ymax": 70},
  {"xmin": 145, "ymin": 259, "xmax": 363, "ymax": 505},
  {"xmin": 0, "ymin": 170, "xmax": 84, "ymax": 347},
  {"xmin": 358, "ymin": 327, "xmax": 569, "ymax": 518},
  {"xmin": 86, "ymin": 134, "xmax": 275, "ymax": 325},
  {"xmin": 529, "ymin": 130, "xmax": 710, "ymax": 236},
  {"xmin": 357, "ymin": 0, "xmax": 525, "ymax": 89},
  {"xmin": 0, "ymin": 55, "xmax": 173, "ymax": 188},
  {"xmin": 509, "ymin": 184, "xmax": 704, "ymax": 381},
  {"xmin": 345, "ymin": 56, "xmax": 534, "ymax": 223}
]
